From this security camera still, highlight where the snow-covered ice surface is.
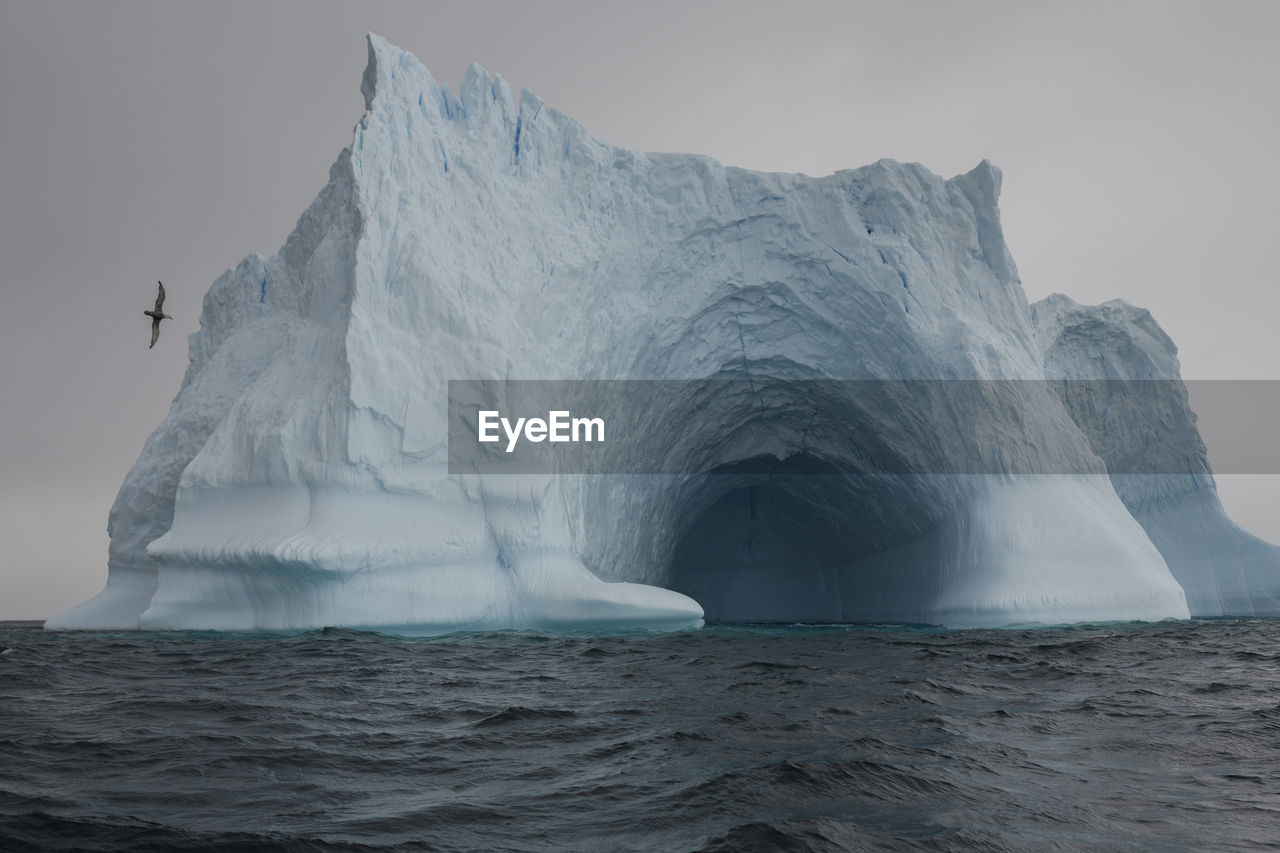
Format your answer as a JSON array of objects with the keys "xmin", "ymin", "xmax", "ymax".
[{"xmin": 47, "ymin": 35, "xmax": 1277, "ymax": 632}]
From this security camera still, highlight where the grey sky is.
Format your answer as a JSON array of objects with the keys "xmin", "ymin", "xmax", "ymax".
[{"xmin": 1, "ymin": 0, "xmax": 1277, "ymax": 619}]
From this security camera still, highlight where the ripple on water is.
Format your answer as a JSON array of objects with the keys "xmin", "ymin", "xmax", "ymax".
[{"xmin": 4, "ymin": 619, "xmax": 1280, "ymax": 850}]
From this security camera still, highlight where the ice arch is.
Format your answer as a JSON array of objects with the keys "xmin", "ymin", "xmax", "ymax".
[{"xmin": 48, "ymin": 34, "xmax": 1247, "ymax": 632}]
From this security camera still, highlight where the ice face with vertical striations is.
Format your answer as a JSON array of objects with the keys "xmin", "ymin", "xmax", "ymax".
[
  {"xmin": 52, "ymin": 33, "xmax": 1279, "ymax": 632},
  {"xmin": 1032, "ymin": 294, "xmax": 1280, "ymax": 617}
]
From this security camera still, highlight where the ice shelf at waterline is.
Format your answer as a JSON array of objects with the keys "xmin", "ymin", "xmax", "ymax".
[{"xmin": 48, "ymin": 34, "xmax": 1280, "ymax": 632}]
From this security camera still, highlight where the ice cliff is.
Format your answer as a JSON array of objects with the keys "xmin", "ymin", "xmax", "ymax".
[
  {"xmin": 47, "ymin": 35, "xmax": 1280, "ymax": 631},
  {"xmin": 1032, "ymin": 295, "xmax": 1280, "ymax": 617}
]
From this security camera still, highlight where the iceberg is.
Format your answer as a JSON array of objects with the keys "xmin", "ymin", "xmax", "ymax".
[
  {"xmin": 47, "ymin": 35, "xmax": 1279, "ymax": 632},
  {"xmin": 1032, "ymin": 295, "xmax": 1280, "ymax": 617}
]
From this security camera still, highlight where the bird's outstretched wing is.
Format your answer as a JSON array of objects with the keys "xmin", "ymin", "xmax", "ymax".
[
  {"xmin": 150, "ymin": 317, "xmax": 161, "ymax": 349},
  {"xmin": 154, "ymin": 281, "xmax": 166, "ymax": 313}
]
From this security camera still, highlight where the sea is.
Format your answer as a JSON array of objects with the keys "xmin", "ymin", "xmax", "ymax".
[{"xmin": 2, "ymin": 618, "xmax": 1279, "ymax": 852}]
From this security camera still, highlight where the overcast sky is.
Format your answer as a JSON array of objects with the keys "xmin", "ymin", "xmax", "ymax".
[{"xmin": 2, "ymin": 0, "xmax": 1277, "ymax": 619}]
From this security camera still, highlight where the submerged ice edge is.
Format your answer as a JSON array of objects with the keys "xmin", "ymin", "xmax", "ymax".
[
  {"xmin": 46, "ymin": 35, "xmax": 1280, "ymax": 633},
  {"xmin": 35, "ymin": 617, "xmax": 1238, "ymax": 641}
]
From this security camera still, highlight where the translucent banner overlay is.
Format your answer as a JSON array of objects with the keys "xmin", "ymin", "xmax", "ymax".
[{"xmin": 446, "ymin": 379, "xmax": 1280, "ymax": 475}]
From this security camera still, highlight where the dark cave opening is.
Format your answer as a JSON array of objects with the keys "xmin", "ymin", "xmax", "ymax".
[
  {"xmin": 669, "ymin": 481, "xmax": 850, "ymax": 622},
  {"xmin": 663, "ymin": 454, "xmax": 935, "ymax": 623}
]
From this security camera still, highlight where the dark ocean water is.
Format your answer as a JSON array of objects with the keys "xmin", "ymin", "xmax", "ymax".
[{"xmin": 3, "ymin": 619, "xmax": 1280, "ymax": 852}]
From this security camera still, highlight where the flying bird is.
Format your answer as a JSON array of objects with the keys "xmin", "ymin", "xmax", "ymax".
[{"xmin": 144, "ymin": 281, "xmax": 173, "ymax": 349}]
